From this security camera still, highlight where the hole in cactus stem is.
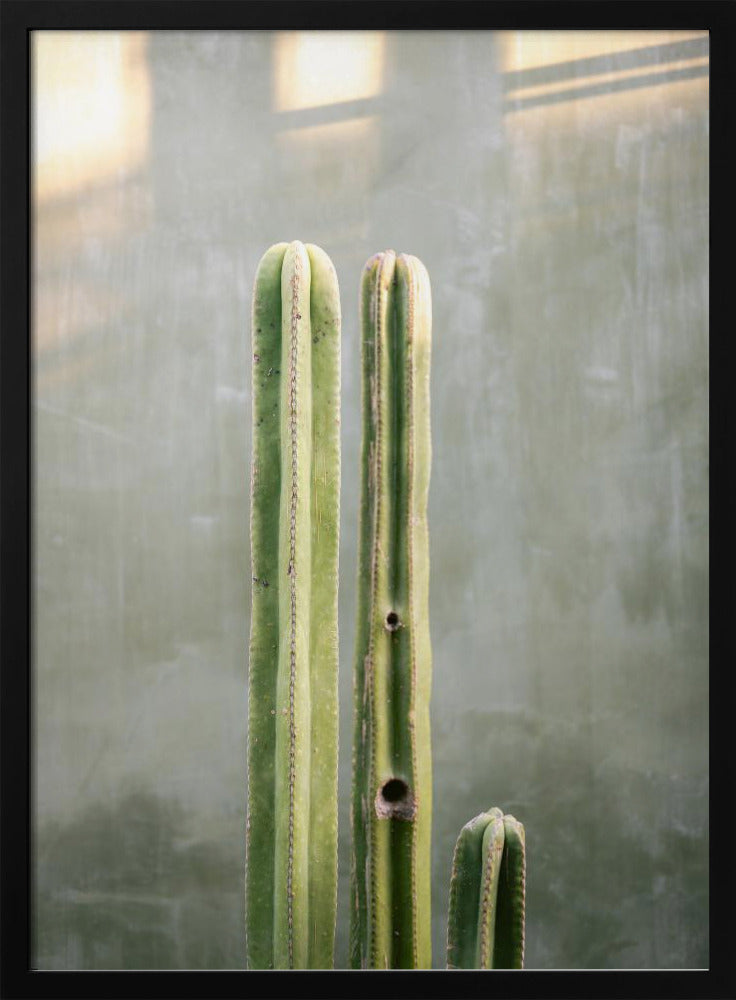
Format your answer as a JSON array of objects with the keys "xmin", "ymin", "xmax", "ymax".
[
  {"xmin": 381, "ymin": 779, "xmax": 407, "ymax": 802},
  {"xmin": 375, "ymin": 778, "xmax": 415, "ymax": 820},
  {"xmin": 385, "ymin": 611, "xmax": 400, "ymax": 631}
]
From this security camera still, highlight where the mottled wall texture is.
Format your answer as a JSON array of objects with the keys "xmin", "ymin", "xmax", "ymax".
[{"xmin": 33, "ymin": 30, "xmax": 708, "ymax": 969}]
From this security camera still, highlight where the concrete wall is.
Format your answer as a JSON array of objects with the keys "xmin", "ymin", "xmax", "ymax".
[{"xmin": 32, "ymin": 30, "xmax": 709, "ymax": 969}]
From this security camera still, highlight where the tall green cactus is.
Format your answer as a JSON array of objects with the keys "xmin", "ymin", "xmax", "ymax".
[
  {"xmin": 246, "ymin": 241, "xmax": 340, "ymax": 969},
  {"xmin": 350, "ymin": 250, "xmax": 433, "ymax": 969},
  {"xmin": 446, "ymin": 809, "xmax": 526, "ymax": 970}
]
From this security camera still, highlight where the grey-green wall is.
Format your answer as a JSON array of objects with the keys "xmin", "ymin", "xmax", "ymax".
[{"xmin": 33, "ymin": 30, "xmax": 708, "ymax": 970}]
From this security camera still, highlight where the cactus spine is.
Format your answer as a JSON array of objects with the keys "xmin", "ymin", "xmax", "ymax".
[
  {"xmin": 350, "ymin": 251, "xmax": 433, "ymax": 969},
  {"xmin": 447, "ymin": 809, "xmax": 526, "ymax": 969},
  {"xmin": 246, "ymin": 241, "xmax": 340, "ymax": 969}
]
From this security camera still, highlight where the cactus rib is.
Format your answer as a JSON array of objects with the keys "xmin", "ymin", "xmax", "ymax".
[
  {"xmin": 495, "ymin": 815, "xmax": 527, "ymax": 969},
  {"xmin": 350, "ymin": 250, "xmax": 432, "ymax": 969},
  {"xmin": 246, "ymin": 241, "xmax": 340, "ymax": 969}
]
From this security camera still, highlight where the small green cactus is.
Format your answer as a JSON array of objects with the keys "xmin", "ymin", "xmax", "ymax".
[
  {"xmin": 350, "ymin": 250, "xmax": 433, "ymax": 969},
  {"xmin": 446, "ymin": 809, "xmax": 526, "ymax": 970},
  {"xmin": 246, "ymin": 241, "xmax": 340, "ymax": 969}
]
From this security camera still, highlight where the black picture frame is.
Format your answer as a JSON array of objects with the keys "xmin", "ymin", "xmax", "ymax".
[{"xmin": 2, "ymin": 2, "xmax": 732, "ymax": 997}]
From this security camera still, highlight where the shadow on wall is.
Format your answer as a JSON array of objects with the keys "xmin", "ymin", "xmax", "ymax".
[
  {"xmin": 34, "ymin": 791, "xmax": 245, "ymax": 970},
  {"xmin": 34, "ymin": 756, "xmax": 707, "ymax": 971}
]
